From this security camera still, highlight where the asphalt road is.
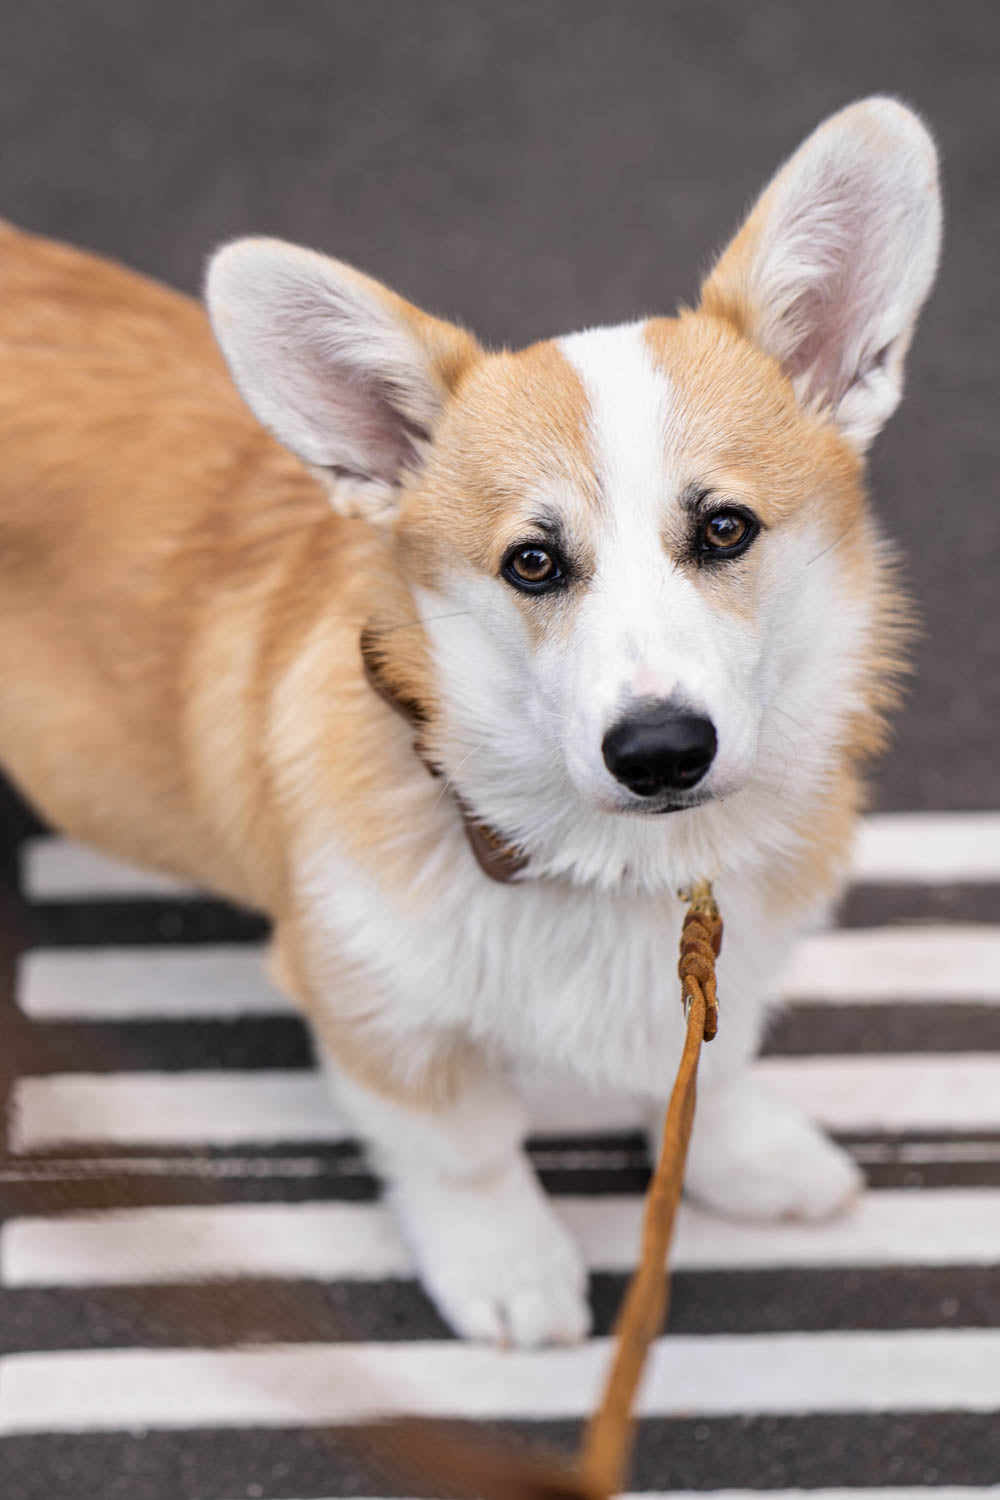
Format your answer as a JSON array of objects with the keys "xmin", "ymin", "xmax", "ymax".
[{"xmin": 0, "ymin": 0, "xmax": 997, "ymax": 806}]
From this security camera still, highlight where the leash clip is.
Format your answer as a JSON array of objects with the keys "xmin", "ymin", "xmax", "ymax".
[{"xmin": 677, "ymin": 878, "xmax": 720, "ymax": 921}]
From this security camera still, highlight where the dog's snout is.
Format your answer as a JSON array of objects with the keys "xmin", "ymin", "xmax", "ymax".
[{"xmin": 602, "ymin": 703, "xmax": 717, "ymax": 797}]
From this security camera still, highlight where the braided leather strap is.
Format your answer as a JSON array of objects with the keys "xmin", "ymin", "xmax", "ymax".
[
  {"xmin": 579, "ymin": 884, "xmax": 722, "ymax": 1496},
  {"xmin": 678, "ymin": 891, "xmax": 722, "ymax": 1041}
]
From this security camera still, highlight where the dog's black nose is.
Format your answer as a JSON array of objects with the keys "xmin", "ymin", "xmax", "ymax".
[{"xmin": 602, "ymin": 703, "xmax": 717, "ymax": 797}]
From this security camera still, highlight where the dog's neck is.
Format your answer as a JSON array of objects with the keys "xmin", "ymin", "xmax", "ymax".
[{"xmin": 360, "ymin": 624, "xmax": 528, "ymax": 883}]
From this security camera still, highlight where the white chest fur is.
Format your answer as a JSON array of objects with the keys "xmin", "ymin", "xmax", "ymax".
[{"xmin": 298, "ymin": 821, "xmax": 809, "ymax": 1100}]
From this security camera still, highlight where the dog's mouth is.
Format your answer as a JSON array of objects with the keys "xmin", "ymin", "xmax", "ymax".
[{"xmin": 621, "ymin": 791, "xmax": 713, "ymax": 817}]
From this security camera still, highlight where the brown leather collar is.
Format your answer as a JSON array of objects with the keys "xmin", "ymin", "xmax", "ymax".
[{"xmin": 360, "ymin": 626, "xmax": 528, "ymax": 883}]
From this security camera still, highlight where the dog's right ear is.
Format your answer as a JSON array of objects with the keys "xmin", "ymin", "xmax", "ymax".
[{"xmin": 206, "ymin": 239, "xmax": 481, "ymax": 522}]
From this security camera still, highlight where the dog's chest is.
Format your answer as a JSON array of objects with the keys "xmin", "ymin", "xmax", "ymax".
[{"xmin": 300, "ymin": 836, "xmax": 785, "ymax": 1094}]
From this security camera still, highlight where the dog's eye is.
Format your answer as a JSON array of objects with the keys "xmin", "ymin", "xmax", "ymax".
[
  {"xmin": 502, "ymin": 545, "xmax": 564, "ymax": 592},
  {"xmin": 699, "ymin": 508, "xmax": 758, "ymax": 560}
]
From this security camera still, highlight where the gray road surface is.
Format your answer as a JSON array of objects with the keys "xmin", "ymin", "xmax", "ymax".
[{"xmin": 0, "ymin": 0, "xmax": 997, "ymax": 811}]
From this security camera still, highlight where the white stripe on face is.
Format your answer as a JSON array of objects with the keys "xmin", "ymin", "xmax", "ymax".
[
  {"xmin": 554, "ymin": 323, "xmax": 760, "ymax": 806},
  {"xmin": 558, "ymin": 322, "xmax": 673, "ymax": 539}
]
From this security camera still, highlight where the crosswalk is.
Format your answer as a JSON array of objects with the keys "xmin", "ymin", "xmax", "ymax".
[{"xmin": 1, "ymin": 813, "xmax": 999, "ymax": 1498}]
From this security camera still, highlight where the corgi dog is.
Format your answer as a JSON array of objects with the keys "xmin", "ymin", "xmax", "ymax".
[{"xmin": 0, "ymin": 98, "xmax": 940, "ymax": 1346}]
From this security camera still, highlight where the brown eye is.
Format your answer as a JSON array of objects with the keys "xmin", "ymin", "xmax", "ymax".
[
  {"xmin": 502, "ymin": 544, "xmax": 565, "ymax": 592},
  {"xmin": 700, "ymin": 508, "xmax": 758, "ymax": 559},
  {"xmin": 512, "ymin": 547, "xmax": 555, "ymax": 581}
]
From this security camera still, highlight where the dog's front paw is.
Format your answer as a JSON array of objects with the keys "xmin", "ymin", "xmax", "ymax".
[
  {"xmin": 681, "ymin": 1074, "xmax": 863, "ymax": 1222},
  {"xmin": 392, "ymin": 1156, "xmax": 590, "ymax": 1347}
]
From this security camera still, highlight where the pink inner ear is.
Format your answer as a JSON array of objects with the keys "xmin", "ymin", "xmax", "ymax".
[
  {"xmin": 290, "ymin": 326, "xmax": 428, "ymax": 484},
  {"xmin": 783, "ymin": 281, "xmax": 856, "ymax": 406},
  {"xmin": 323, "ymin": 369, "xmax": 428, "ymax": 484},
  {"xmin": 770, "ymin": 160, "xmax": 915, "ymax": 410}
]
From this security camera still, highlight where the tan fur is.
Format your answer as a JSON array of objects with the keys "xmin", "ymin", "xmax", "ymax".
[
  {"xmin": 0, "ymin": 223, "xmax": 500, "ymax": 1101},
  {"xmin": 398, "ymin": 339, "xmax": 598, "ymax": 650},
  {"xmin": 0, "ymin": 227, "xmax": 412, "ymax": 918}
]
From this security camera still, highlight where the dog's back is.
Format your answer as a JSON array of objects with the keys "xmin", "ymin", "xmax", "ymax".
[{"xmin": 0, "ymin": 222, "xmax": 357, "ymax": 907}]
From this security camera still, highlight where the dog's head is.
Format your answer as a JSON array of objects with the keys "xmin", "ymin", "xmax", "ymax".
[{"xmin": 207, "ymin": 98, "xmax": 940, "ymax": 889}]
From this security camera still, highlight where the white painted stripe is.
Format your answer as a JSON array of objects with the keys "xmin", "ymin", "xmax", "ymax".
[
  {"xmin": 23, "ymin": 815, "xmax": 1000, "ymax": 907},
  {"xmin": 16, "ymin": 947, "xmax": 289, "ymax": 1021},
  {"xmin": 755, "ymin": 1054, "xmax": 1000, "ymax": 1133},
  {"xmin": 2, "ymin": 1328, "xmax": 1000, "ymax": 1431},
  {"xmin": 6, "ymin": 1187, "xmax": 1000, "ymax": 1287},
  {"xmin": 19, "ymin": 925, "xmax": 1000, "ymax": 1026},
  {"xmin": 13, "ymin": 1054, "xmax": 1000, "ymax": 1151},
  {"xmin": 15, "ymin": 928, "xmax": 1000, "ymax": 1028},
  {"xmin": 9, "ymin": 1071, "xmax": 348, "ymax": 1151},
  {"xmin": 781, "ymin": 924, "xmax": 1000, "ymax": 1002},
  {"xmin": 7, "ymin": 1071, "xmax": 650, "ymax": 1151},
  {"xmin": 21, "ymin": 839, "xmax": 197, "ymax": 899},
  {"xmin": 0, "ymin": 1200, "xmax": 410, "ymax": 1286},
  {"xmin": 854, "ymin": 812, "xmax": 1000, "ymax": 883}
]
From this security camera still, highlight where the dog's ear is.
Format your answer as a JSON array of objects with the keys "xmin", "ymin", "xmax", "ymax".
[
  {"xmin": 699, "ymin": 98, "xmax": 941, "ymax": 450},
  {"xmin": 206, "ymin": 239, "xmax": 481, "ymax": 521}
]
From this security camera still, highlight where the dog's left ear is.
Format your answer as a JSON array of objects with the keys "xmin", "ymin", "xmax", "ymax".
[
  {"xmin": 206, "ymin": 239, "xmax": 482, "ymax": 521},
  {"xmin": 699, "ymin": 97, "xmax": 941, "ymax": 450}
]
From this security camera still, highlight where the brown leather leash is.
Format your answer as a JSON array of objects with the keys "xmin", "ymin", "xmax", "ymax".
[{"xmin": 580, "ymin": 882, "xmax": 721, "ymax": 1497}]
